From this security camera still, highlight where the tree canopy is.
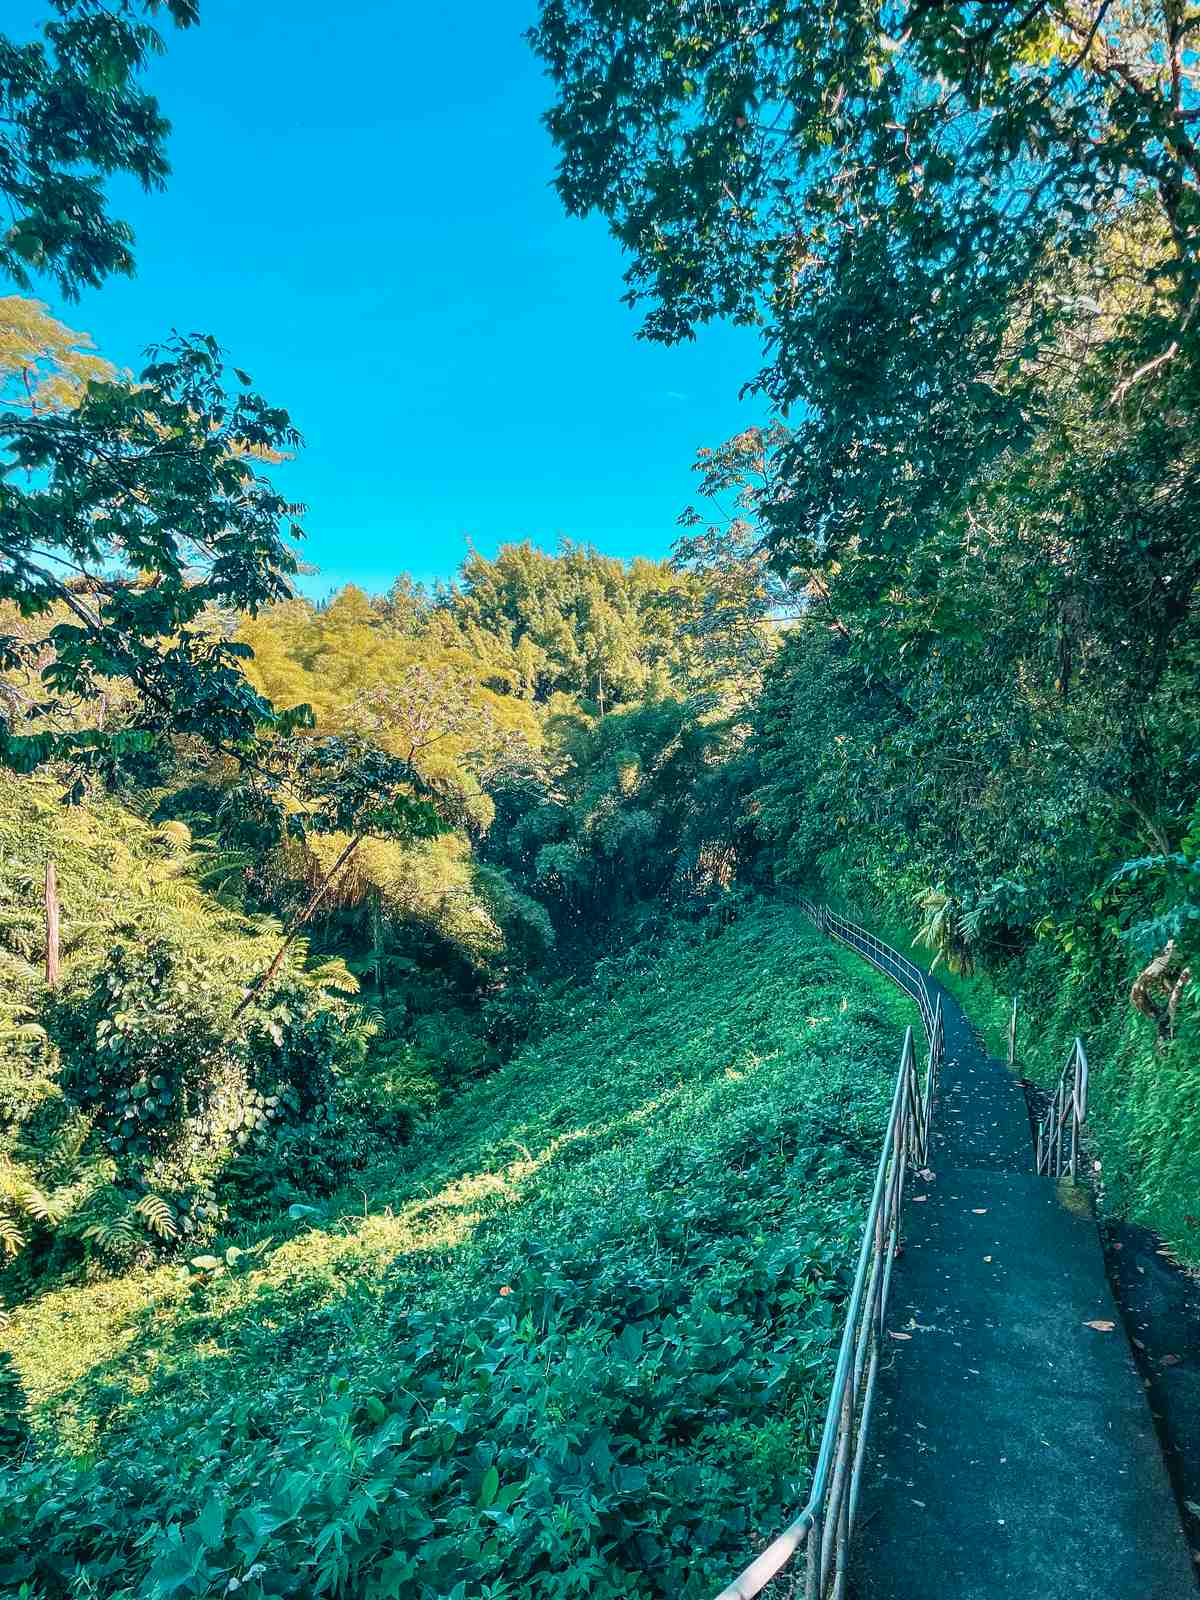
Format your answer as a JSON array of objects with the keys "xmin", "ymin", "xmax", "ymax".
[
  {"xmin": 1, "ymin": 0, "xmax": 198, "ymax": 299},
  {"xmin": 0, "ymin": 5, "xmax": 310, "ymax": 785}
]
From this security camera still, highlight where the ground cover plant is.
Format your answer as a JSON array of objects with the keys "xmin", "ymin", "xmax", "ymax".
[{"xmin": 0, "ymin": 903, "xmax": 914, "ymax": 1600}]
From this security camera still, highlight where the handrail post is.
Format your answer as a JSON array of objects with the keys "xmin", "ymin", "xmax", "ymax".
[
  {"xmin": 1075, "ymin": 1043, "xmax": 1088, "ymax": 1184},
  {"xmin": 1034, "ymin": 1037, "xmax": 1091, "ymax": 1184},
  {"xmin": 806, "ymin": 1512, "xmax": 823, "ymax": 1598}
]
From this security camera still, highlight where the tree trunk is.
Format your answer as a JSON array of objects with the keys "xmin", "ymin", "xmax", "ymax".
[
  {"xmin": 1130, "ymin": 939, "xmax": 1188, "ymax": 1041},
  {"xmin": 231, "ymin": 833, "xmax": 365, "ymax": 1020},
  {"xmin": 44, "ymin": 859, "xmax": 60, "ymax": 990}
]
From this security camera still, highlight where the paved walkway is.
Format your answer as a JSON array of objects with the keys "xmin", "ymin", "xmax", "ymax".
[{"xmin": 852, "ymin": 976, "xmax": 1195, "ymax": 1598}]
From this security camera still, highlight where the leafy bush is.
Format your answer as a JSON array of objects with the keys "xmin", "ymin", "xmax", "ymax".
[{"xmin": 0, "ymin": 940, "xmax": 372, "ymax": 1274}]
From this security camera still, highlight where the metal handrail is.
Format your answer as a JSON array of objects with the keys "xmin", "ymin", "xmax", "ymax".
[
  {"xmin": 825, "ymin": 909, "xmax": 937, "ymax": 1042},
  {"xmin": 1035, "ymin": 1037, "xmax": 1089, "ymax": 1183},
  {"xmin": 714, "ymin": 903, "xmax": 944, "ymax": 1600},
  {"xmin": 797, "ymin": 899, "xmax": 938, "ymax": 1045}
]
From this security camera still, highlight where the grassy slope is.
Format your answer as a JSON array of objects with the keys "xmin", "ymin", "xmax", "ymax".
[{"xmin": 0, "ymin": 903, "xmax": 915, "ymax": 1600}]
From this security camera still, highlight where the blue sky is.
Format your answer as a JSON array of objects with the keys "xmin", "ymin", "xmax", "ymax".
[{"xmin": 14, "ymin": 1, "xmax": 765, "ymax": 599}]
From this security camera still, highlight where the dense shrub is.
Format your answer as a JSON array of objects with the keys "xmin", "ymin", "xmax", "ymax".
[{"xmin": 0, "ymin": 939, "xmax": 374, "ymax": 1273}]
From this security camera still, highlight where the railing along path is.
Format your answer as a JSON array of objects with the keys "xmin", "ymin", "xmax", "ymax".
[
  {"xmin": 713, "ymin": 903, "xmax": 944, "ymax": 1600},
  {"xmin": 1035, "ymin": 1037, "xmax": 1089, "ymax": 1184}
]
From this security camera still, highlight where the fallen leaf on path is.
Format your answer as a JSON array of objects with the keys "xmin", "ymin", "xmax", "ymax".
[
  {"xmin": 1184, "ymin": 1499, "xmax": 1200, "ymax": 1518},
  {"xmin": 1161, "ymin": 1353, "xmax": 1182, "ymax": 1366},
  {"xmin": 972, "ymin": 1208, "xmax": 988, "ymax": 1214},
  {"xmin": 889, "ymin": 1331, "xmax": 912, "ymax": 1340},
  {"xmin": 983, "ymin": 1255, "xmax": 993, "ymax": 1263},
  {"xmin": 912, "ymin": 1195, "xmax": 927, "ymax": 1203},
  {"xmin": 1083, "ymin": 1319, "xmax": 1115, "ymax": 1332},
  {"xmin": 917, "ymin": 1168, "xmax": 936, "ymax": 1182}
]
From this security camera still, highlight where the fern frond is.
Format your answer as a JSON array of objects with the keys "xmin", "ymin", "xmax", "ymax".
[
  {"xmin": 49, "ymin": 1116, "xmax": 92, "ymax": 1170},
  {"xmin": 115, "ymin": 789, "xmax": 158, "ymax": 822},
  {"xmin": 17, "ymin": 1184, "xmax": 53, "ymax": 1222},
  {"xmin": 80, "ymin": 1214, "xmax": 137, "ymax": 1247},
  {"xmin": 0, "ymin": 1215, "xmax": 26, "ymax": 1257},
  {"xmin": 193, "ymin": 850, "xmax": 255, "ymax": 891},
  {"xmin": 0, "ymin": 952, "xmax": 42, "ymax": 987},
  {"xmin": 305, "ymin": 957, "xmax": 359, "ymax": 994},
  {"xmin": 135, "ymin": 879, "xmax": 203, "ymax": 910},
  {"xmin": 0, "ymin": 1019, "xmax": 47, "ymax": 1046},
  {"xmin": 133, "ymin": 1193, "xmax": 178, "ymax": 1240},
  {"xmin": 155, "ymin": 820, "xmax": 193, "ymax": 854}
]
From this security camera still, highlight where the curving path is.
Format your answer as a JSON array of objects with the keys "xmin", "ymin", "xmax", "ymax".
[{"xmin": 851, "ymin": 973, "xmax": 1195, "ymax": 1598}]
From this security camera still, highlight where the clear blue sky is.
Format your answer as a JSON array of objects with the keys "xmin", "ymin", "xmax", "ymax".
[{"xmin": 14, "ymin": 1, "xmax": 765, "ymax": 599}]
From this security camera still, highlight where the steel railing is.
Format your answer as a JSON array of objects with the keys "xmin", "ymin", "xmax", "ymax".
[
  {"xmin": 713, "ymin": 903, "xmax": 943, "ymax": 1600},
  {"xmin": 1035, "ymin": 1036, "xmax": 1089, "ymax": 1183},
  {"xmin": 822, "ymin": 906, "xmax": 938, "ymax": 1044}
]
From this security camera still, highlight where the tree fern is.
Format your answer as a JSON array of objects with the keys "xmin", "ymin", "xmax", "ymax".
[
  {"xmin": 192, "ymin": 849, "xmax": 256, "ymax": 893},
  {"xmin": 912, "ymin": 888, "xmax": 973, "ymax": 974},
  {"xmin": 0, "ymin": 1017, "xmax": 47, "ymax": 1048},
  {"xmin": 44, "ymin": 1114, "xmax": 94, "ymax": 1181},
  {"xmin": 304, "ymin": 956, "xmax": 359, "ymax": 995},
  {"xmin": 16, "ymin": 1183, "xmax": 53, "ymax": 1223},
  {"xmin": 0, "ymin": 951, "xmax": 43, "ymax": 989},
  {"xmin": 154, "ymin": 820, "xmax": 193, "ymax": 854},
  {"xmin": 78, "ymin": 1209, "xmax": 138, "ymax": 1250}
]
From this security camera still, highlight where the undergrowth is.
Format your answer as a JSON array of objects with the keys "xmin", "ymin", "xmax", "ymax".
[
  {"xmin": 0, "ymin": 902, "xmax": 914, "ymax": 1600},
  {"xmin": 0, "ymin": 775, "xmax": 394, "ymax": 1280}
]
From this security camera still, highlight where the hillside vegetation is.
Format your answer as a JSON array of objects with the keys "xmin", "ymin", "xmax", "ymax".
[
  {"xmin": 0, "ymin": 903, "xmax": 911, "ymax": 1599},
  {"xmin": 3, "ymin": 1, "xmax": 1200, "ymax": 1595}
]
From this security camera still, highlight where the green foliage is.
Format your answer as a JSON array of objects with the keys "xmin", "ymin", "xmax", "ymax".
[
  {"xmin": 531, "ymin": 0, "xmax": 1200, "ymax": 1268},
  {"xmin": 532, "ymin": 0, "xmax": 1200, "ymax": 580},
  {"xmin": 219, "ymin": 549, "xmax": 762, "ymax": 1038},
  {"xmin": 1109, "ymin": 797, "xmax": 1200, "ymax": 964},
  {"xmin": 0, "ymin": 904, "xmax": 912, "ymax": 1598},
  {"xmin": 1, "ymin": 6, "xmax": 314, "ymax": 781},
  {"xmin": 445, "ymin": 539, "xmax": 699, "ymax": 707},
  {"xmin": 0, "ymin": 774, "xmax": 391, "ymax": 1276},
  {"xmin": 46, "ymin": 939, "xmax": 335, "ymax": 1161},
  {"xmin": 0, "ymin": 330, "xmax": 311, "ymax": 784},
  {"xmin": 489, "ymin": 694, "xmax": 747, "ymax": 937},
  {"xmin": 746, "ymin": 607, "xmax": 1200, "ymax": 1255},
  {"xmin": 0, "ymin": 295, "xmax": 115, "ymax": 411},
  {"xmin": 0, "ymin": 1, "xmax": 198, "ymax": 299}
]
